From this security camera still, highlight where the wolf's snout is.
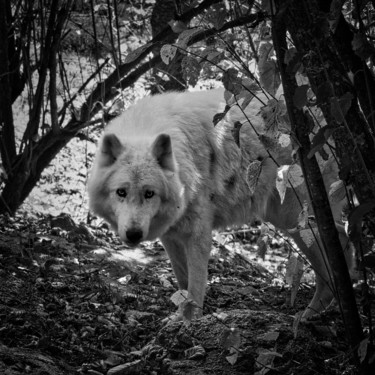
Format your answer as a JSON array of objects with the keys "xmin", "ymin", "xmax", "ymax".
[{"xmin": 126, "ymin": 228, "xmax": 143, "ymax": 244}]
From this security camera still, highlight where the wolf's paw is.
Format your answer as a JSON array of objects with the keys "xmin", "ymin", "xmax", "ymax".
[{"xmin": 161, "ymin": 311, "xmax": 183, "ymax": 326}]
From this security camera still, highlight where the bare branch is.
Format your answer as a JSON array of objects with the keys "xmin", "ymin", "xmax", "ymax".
[
  {"xmin": 79, "ymin": 8, "xmax": 264, "ymax": 122},
  {"xmin": 0, "ymin": 0, "xmax": 17, "ymax": 170}
]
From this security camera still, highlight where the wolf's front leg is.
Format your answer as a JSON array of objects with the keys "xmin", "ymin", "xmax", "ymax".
[
  {"xmin": 161, "ymin": 221, "xmax": 212, "ymax": 320},
  {"xmin": 184, "ymin": 225, "xmax": 212, "ymax": 315},
  {"xmin": 160, "ymin": 236, "xmax": 188, "ymax": 291}
]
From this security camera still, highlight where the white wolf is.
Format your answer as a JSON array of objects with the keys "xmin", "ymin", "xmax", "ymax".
[{"xmin": 88, "ymin": 88, "xmax": 352, "ymax": 320}]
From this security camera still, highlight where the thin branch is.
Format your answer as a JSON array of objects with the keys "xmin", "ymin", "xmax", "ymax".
[
  {"xmin": 58, "ymin": 57, "xmax": 110, "ymax": 119},
  {"xmin": 106, "ymin": 0, "xmax": 118, "ymax": 67},
  {"xmin": 113, "ymin": 0, "xmax": 122, "ymax": 65},
  {"xmin": 21, "ymin": 0, "xmax": 60, "ymax": 146},
  {"xmin": 0, "ymin": 0, "xmax": 17, "ymax": 170},
  {"xmin": 49, "ymin": 48, "xmax": 58, "ymax": 133},
  {"xmin": 80, "ymin": 9, "xmax": 265, "ymax": 122},
  {"xmin": 80, "ymin": 0, "xmax": 224, "ymax": 120}
]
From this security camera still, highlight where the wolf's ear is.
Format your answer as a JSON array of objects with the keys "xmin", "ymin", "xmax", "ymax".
[
  {"xmin": 100, "ymin": 134, "xmax": 123, "ymax": 166},
  {"xmin": 152, "ymin": 134, "xmax": 175, "ymax": 172}
]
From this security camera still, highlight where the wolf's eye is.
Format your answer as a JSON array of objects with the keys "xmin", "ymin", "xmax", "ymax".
[
  {"xmin": 144, "ymin": 190, "xmax": 154, "ymax": 199},
  {"xmin": 116, "ymin": 188, "xmax": 127, "ymax": 198}
]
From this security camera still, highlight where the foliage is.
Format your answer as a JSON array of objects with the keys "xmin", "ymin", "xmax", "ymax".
[{"xmin": 1, "ymin": 0, "xmax": 375, "ymax": 371}]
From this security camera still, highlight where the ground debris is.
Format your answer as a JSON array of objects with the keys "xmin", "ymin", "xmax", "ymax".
[{"xmin": 0, "ymin": 212, "xmax": 362, "ymax": 374}]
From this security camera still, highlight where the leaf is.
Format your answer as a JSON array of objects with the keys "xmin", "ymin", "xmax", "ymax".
[
  {"xmin": 330, "ymin": 92, "xmax": 353, "ymax": 124},
  {"xmin": 170, "ymin": 289, "xmax": 188, "ymax": 306},
  {"xmin": 307, "ymin": 125, "xmax": 335, "ymax": 158},
  {"xmin": 285, "ymin": 254, "xmax": 302, "ymax": 286},
  {"xmin": 299, "ymin": 228, "xmax": 318, "ymax": 248},
  {"xmin": 241, "ymin": 77, "xmax": 260, "ymax": 92},
  {"xmin": 160, "ymin": 44, "xmax": 177, "ymax": 65},
  {"xmin": 212, "ymin": 311, "xmax": 228, "ymax": 321},
  {"xmin": 260, "ymin": 99, "xmax": 288, "ymax": 135},
  {"xmin": 168, "ymin": 20, "xmax": 187, "ymax": 33},
  {"xmin": 226, "ymin": 351, "xmax": 239, "ymax": 365},
  {"xmin": 352, "ymin": 32, "xmax": 375, "ymax": 59},
  {"xmin": 278, "ymin": 133, "xmax": 291, "ymax": 148},
  {"xmin": 285, "ymin": 47, "xmax": 301, "ymax": 74},
  {"xmin": 181, "ymin": 55, "xmax": 201, "ymax": 86},
  {"xmin": 206, "ymin": 2, "xmax": 227, "ymax": 30},
  {"xmin": 206, "ymin": 50, "xmax": 225, "ymax": 64},
  {"xmin": 257, "ymin": 39, "xmax": 280, "ymax": 95},
  {"xmin": 259, "ymin": 59, "xmax": 280, "ymax": 96},
  {"xmin": 246, "ymin": 160, "xmax": 262, "ymax": 195},
  {"xmin": 329, "ymin": 0, "xmax": 342, "ymax": 33},
  {"xmin": 255, "ymin": 349, "xmax": 282, "ymax": 373},
  {"xmin": 124, "ymin": 42, "xmax": 152, "ymax": 64},
  {"xmin": 348, "ymin": 200, "xmax": 375, "ymax": 244},
  {"xmin": 259, "ymin": 134, "xmax": 279, "ymax": 152},
  {"xmin": 293, "ymin": 85, "xmax": 309, "ymax": 109},
  {"xmin": 222, "ymin": 68, "xmax": 242, "ymax": 95},
  {"xmin": 158, "ymin": 274, "xmax": 172, "ymax": 288},
  {"xmin": 276, "ymin": 165, "xmax": 290, "ymax": 204},
  {"xmin": 222, "ymin": 327, "xmax": 241, "ymax": 350},
  {"xmin": 329, "ymin": 180, "xmax": 346, "ymax": 204},
  {"xmin": 297, "ymin": 201, "xmax": 309, "ymax": 229},
  {"xmin": 117, "ymin": 275, "xmax": 131, "ymax": 285},
  {"xmin": 236, "ymin": 89, "xmax": 254, "ymax": 110},
  {"xmin": 287, "ymin": 164, "xmax": 304, "ymax": 188},
  {"xmin": 0, "ymin": 164, "xmax": 8, "ymax": 182},
  {"xmin": 185, "ymin": 345, "xmax": 206, "ymax": 360},
  {"xmin": 224, "ymin": 89, "xmax": 235, "ymax": 105},
  {"xmin": 285, "ymin": 254, "xmax": 304, "ymax": 306},
  {"xmin": 257, "ymin": 331, "xmax": 280, "ymax": 342},
  {"xmin": 358, "ymin": 338, "xmax": 369, "ymax": 363}
]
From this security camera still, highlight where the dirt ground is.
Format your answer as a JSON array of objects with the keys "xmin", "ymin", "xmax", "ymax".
[{"xmin": 0, "ymin": 212, "xmax": 363, "ymax": 375}]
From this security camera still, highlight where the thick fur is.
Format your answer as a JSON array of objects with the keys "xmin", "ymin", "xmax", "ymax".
[{"xmin": 88, "ymin": 89, "xmax": 352, "ymax": 320}]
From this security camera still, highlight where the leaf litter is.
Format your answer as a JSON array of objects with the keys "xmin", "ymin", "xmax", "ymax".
[{"xmin": 0, "ymin": 208, "xmax": 362, "ymax": 374}]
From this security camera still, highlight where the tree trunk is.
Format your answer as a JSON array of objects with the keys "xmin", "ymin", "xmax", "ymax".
[{"xmin": 272, "ymin": 11, "xmax": 363, "ymax": 361}]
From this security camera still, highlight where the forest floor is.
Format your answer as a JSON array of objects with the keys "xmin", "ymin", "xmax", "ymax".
[{"xmin": 0, "ymin": 206, "xmax": 363, "ymax": 374}]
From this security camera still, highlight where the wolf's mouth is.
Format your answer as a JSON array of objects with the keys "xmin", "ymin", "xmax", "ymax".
[{"xmin": 124, "ymin": 240, "xmax": 141, "ymax": 248}]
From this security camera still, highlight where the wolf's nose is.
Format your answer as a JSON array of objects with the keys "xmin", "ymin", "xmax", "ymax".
[{"xmin": 126, "ymin": 228, "xmax": 143, "ymax": 243}]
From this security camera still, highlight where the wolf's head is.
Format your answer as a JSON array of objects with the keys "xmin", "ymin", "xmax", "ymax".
[{"xmin": 88, "ymin": 133, "xmax": 185, "ymax": 246}]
